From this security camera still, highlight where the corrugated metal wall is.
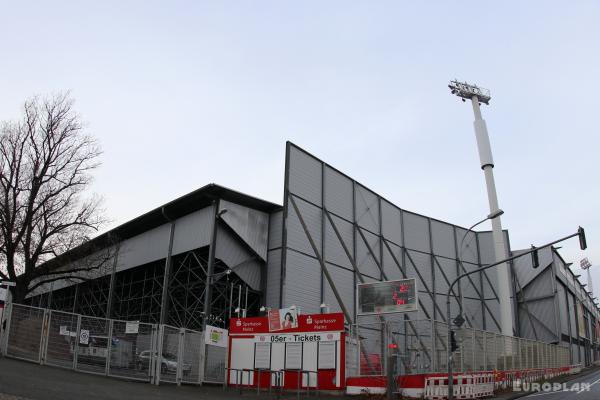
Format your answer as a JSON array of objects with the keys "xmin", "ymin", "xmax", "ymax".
[{"xmin": 279, "ymin": 142, "xmax": 506, "ymax": 328}]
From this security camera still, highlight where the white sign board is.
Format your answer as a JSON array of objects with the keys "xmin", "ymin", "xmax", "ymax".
[
  {"xmin": 0, "ymin": 287, "xmax": 6, "ymax": 302},
  {"xmin": 79, "ymin": 329, "xmax": 90, "ymax": 345},
  {"xmin": 254, "ymin": 332, "xmax": 340, "ymax": 343},
  {"xmin": 125, "ymin": 321, "xmax": 139, "ymax": 334},
  {"xmin": 205, "ymin": 325, "xmax": 228, "ymax": 348}
]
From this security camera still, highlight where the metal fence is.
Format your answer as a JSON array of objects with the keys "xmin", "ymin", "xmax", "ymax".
[
  {"xmin": 348, "ymin": 319, "xmax": 570, "ymax": 376},
  {"xmin": 0, "ymin": 303, "xmax": 221, "ymax": 386}
]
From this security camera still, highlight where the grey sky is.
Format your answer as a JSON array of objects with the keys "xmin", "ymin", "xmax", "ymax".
[{"xmin": 1, "ymin": 1, "xmax": 599, "ymax": 289}]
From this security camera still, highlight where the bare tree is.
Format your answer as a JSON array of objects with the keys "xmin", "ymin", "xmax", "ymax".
[{"xmin": 0, "ymin": 93, "xmax": 110, "ymax": 303}]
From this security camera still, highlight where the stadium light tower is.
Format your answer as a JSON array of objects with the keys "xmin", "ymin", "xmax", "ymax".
[
  {"xmin": 581, "ymin": 258, "xmax": 593, "ymax": 295},
  {"xmin": 448, "ymin": 80, "xmax": 514, "ymax": 337}
]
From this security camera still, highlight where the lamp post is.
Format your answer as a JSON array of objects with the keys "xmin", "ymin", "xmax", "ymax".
[
  {"xmin": 581, "ymin": 258, "xmax": 594, "ymax": 296},
  {"xmin": 449, "ymin": 80, "xmax": 513, "ymax": 338},
  {"xmin": 455, "ymin": 210, "xmax": 504, "ymax": 322}
]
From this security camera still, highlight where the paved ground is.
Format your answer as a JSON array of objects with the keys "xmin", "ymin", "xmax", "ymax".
[
  {"xmin": 514, "ymin": 367, "xmax": 600, "ymax": 400},
  {"xmin": 0, "ymin": 357, "xmax": 332, "ymax": 400},
  {"xmin": 2, "ymin": 356, "xmax": 600, "ymax": 400}
]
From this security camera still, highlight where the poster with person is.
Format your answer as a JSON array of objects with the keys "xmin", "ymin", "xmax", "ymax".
[{"xmin": 267, "ymin": 307, "xmax": 298, "ymax": 331}]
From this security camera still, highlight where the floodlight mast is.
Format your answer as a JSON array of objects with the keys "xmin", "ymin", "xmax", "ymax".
[
  {"xmin": 449, "ymin": 80, "xmax": 514, "ymax": 338},
  {"xmin": 581, "ymin": 258, "xmax": 593, "ymax": 295}
]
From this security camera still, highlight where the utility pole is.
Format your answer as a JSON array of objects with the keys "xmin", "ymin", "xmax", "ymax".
[{"xmin": 449, "ymin": 80, "xmax": 514, "ymax": 337}]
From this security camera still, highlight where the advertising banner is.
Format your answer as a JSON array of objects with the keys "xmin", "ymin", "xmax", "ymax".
[
  {"xmin": 230, "ymin": 312, "xmax": 344, "ymax": 335},
  {"xmin": 205, "ymin": 325, "xmax": 228, "ymax": 347},
  {"xmin": 267, "ymin": 307, "xmax": 298, "ymax": 331},
  {"xmin": 578, "ymin": 301, "xmax": 587, "ymax": 338}
]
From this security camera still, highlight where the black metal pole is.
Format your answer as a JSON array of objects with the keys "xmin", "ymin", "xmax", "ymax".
[{"xmin": 446, "ymin": 230, "xmax": 580, "ymax": 400}]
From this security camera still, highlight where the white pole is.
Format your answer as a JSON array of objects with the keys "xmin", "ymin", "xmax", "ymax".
[
  {"xmin": 587, "ymin": 268, "xmax": 593, "ymax": 296},
  {"xmin": 470, "ymin": 96, "xmax": 514, "ymax": 337}
]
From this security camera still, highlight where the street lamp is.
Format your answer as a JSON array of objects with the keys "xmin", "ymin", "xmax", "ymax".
[{"xmin": 449, "ymin": 80, "xmax": 513, "ymax": 338}]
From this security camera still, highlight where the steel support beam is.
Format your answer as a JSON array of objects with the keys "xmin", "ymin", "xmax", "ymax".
[
  {"xmin": 203, "ymin": 200, "xmax": 220, "ymax": 322},
  {"xmin": 289, "ymin": 195, "xmax": 352, "ymax": 323},
  {"xmin": 106, "ymin": 246, "xmax": 120, "ymax": 319},
  {"xmin": 159, "ymin": 221, "xmax": 176, "ymax": 325}
]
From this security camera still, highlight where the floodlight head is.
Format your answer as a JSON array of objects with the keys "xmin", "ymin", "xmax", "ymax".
[
  {"xmin": 448, "ymin": 80, "xmax": 491, "ymax": 105},
  {"xmin": 581, "ymin": 258, "xmax": 592, "ymax": 270}
]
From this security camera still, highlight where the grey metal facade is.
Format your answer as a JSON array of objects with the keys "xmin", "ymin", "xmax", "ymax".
[
  {"xmin": 276, "ymin": 142, "xmax": 510, "ymax": 332},
  {"xmin": 514, "ymin": 246, "xmax": 600, "ymax": 365}
]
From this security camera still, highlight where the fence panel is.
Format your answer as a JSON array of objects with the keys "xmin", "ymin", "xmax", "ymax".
[
  {"xmin": 45, "ymin": 310, "xmax": 78, "ymax": 368},
  {"xmin": 6, "ymin": 304, "xmax": 45, "ymax": 362},
  {"xmin": 433, "ymin": 321, "xmax": 450, "ymax": 373},
  {"xmin": 159, "ymin": 325, "xmax": 181, "ymax": 383},
  {"xmin": 181, "ymin": 328, "xmax": 203, "ymax": 384},
  {"xmin": 356, "ymin": 323, "xmax": 385, "ymax": 375},
  {"xmin": 484, "ymin": 332, "xmax": 495, "ymax": 370},
  {"xmin": 76, "ymin": 316, "xmax": 109, "ymax": 374},
  {"xmin": 203, "ymin": 337, "xmax": 227, "ymax": 383},
  {"xmin": 462, "ymin": 327, "xmax": 475, "ymax": 372},
  {"xmin": 109, "ymin": 320, "xmax": 155, "ymax": 381}
]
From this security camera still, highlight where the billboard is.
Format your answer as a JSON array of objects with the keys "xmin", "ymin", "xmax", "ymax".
[
  {"xmin": 267, "ymin": 307, "xmax": 299, "ymax": 331},
  {"xmin": 357, "ymin": 278, "xmax": 418, "ymax": 315}
]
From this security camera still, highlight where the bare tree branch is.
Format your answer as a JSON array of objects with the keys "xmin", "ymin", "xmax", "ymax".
[{"xmin": 0, "ymin": 92, "xmax": 106, "ymax": 303}]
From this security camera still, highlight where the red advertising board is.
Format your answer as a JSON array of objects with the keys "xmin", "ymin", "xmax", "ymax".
[{"xmin": 229, "ymin": 312, "xmax": 344, "ymax": 335}]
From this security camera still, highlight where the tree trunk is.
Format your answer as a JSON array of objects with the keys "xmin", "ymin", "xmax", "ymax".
[{"xmin": 11, "ymin": 283, "xmax": 28, "ymax": 305}]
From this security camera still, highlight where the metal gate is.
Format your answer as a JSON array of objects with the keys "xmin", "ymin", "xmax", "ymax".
[
  {"xmin": 203, "ymin": 340, "xmax": 226, "ymax": 383},
  {"xmin": 0, "ymin": 303, "xmax": 214, "ymax": 386}
]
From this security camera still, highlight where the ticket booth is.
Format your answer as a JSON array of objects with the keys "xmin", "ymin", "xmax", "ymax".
[{"xmin": 227, "ymin": 312, "xmax": 345, "ymax": 391}]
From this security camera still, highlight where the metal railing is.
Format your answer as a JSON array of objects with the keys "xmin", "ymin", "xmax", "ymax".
[
  {"xmin": 348, "ymin": 319, "xmax": 570, "ymax": 376},
  {"xmin": 0, "ymin": 303, "xmax": 214, "ymax": 386}
]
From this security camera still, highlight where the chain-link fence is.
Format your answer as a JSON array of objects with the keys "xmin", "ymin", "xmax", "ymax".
[
  {"xmin": 348, "ymin": 319, "xmax": 571, "ymax": 376},
  {"xmin": 0, "ymin": 303, "xmax": 218, "ymax": 386}
]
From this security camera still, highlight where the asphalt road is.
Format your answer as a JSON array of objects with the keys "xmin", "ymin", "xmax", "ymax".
[
  {"xmin": 519, "ymin": 368, "xmax": 600, "ymax": 400},
  {"xmin": 0, "ymin": 357, "xmax": 336, "ymax": 400},
  {"xmin": 2, "ymin": 355, "xmax": 599, "ymax": 400}
]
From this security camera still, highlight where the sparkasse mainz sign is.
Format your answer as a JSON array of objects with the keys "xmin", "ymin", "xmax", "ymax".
[{"xmin": 229, "ymin": 312, "xmax": 344, "ymax": 335}]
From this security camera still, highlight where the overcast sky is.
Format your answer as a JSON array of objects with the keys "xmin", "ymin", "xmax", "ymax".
[{"xmin": 1, "ymin": 1, "xmax": 599, "ymax": 290}]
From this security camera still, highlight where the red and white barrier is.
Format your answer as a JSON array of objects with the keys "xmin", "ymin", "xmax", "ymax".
[{"xmin": 346, "ymin": 365, "xmax": 581, "ymax": 398}]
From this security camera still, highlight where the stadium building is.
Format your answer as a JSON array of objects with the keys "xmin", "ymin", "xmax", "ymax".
[{"xmin": 24, "ymin": 142, "xmax": 600, "ymax": 370}]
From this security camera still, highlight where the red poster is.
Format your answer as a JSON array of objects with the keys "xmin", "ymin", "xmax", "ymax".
[{"xmin": 268, "ymin": 309, "xmax": 281, "ymax": 331}]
